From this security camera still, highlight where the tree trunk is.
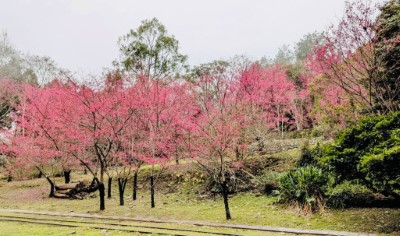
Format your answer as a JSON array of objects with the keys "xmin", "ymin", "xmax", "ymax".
[
  {"xmin": 150, "ymin": 175, "xmax": 155, "ymax": 208},
  {"xmin": 45, "ymin": 176, "xmax": 55, "ymax": 198},
  {"xmin": 175, "ymin": 151, "xmax": 179, "ymax": 165},
  {"xmin": 49, "ymin": 181, "xmax": 55, "ymax": 198},
  {"xmin": 35, "ymin": 166, "xmax": 55, "ymax": 198},
  {"xmin": 221, "ymin": 182, "xmax": 232, "ymax": 220},
  {"xmin": 132, "ymin": 171, "xmax": 138, "ymax": 201},
  {"xmin": 98, "ymin": 181, "xmax": 105, "ymax": 211},
  {"xmin": 7, "ymin": 175, "xmax": 12, "ymax": 182},
  {"xmin": 107, "ymin": 177, "xmax": 112, "ymax": 199},
  {"xmin": 64, "ymin": 170, "xmax": 71, "ymax": 184},
  {"xmin": 84, "ymin": 168, "xmax": 87, "ymax": 175},
  {"xmin": 37, "ymin": 171, "xmax": 42, "ymax": 179},
  {"xmin": 118, "ymin": 178, "xmax": 127, "ymax": 206}
]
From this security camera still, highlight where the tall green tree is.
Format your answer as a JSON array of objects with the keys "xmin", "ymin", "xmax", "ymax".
[
  {"xmin": 294, "ymin": 32, "xmax": 324, "ymax": 62},
  {"xmin": 0, "ymin": 32, "xmax": 37, "ymax": 84},
  {"xmin": 273, "ymin": 45, "xmax": 294, "ymax": 66},
  {"xmin": 27, "ymin": 55, "xmax": 71, "ymax": 87},
  {"xmin": 116, "ymin": 18, "xmax": 188, "ymax": 80},
  {"xmin": 374, "ymin": 0, "xmax": 400, "ymax": 112}
]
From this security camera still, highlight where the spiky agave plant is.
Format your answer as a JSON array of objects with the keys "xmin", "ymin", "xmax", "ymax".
[{"xmin": 278, "ymin": 166, "xmax": 328, "ymax": 214}]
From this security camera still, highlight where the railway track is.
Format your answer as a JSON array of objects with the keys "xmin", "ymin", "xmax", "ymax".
[
  {"xmin": 0, "ymin": 209, "xmax": 368, "ymax": 236},
  {"xmin": 0, "ymin": 211, "xmax": 247, "ymax": 236}
]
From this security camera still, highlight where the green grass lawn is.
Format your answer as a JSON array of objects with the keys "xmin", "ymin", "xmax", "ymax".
[{"xmin": 0, "ymin": 174, "xmax": 399, "ymax": 235}]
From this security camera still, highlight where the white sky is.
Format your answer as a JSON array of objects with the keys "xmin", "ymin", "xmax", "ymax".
[{"xmin": 0, "ymin": 0, "xmax": 385, "ymax": 75}]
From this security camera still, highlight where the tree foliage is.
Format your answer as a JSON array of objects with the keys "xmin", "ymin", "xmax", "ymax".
[
  {"xmin": 309, "ymin": 0, "xmax": 400, "ymax": 114},
  {"xmin": 117, "ymin": 18, "xmax": 188, "ymax": 80},
  {"xmin": 279, "ymin": 166, "xmax": 328, "ymax": 214},
  {"xmin": 313, "ymin": 112, "xmax": 400, "ymax": 198},
  {"xmin": 374, "ymin": 0, "xmax": 400, "ymax": 112}
]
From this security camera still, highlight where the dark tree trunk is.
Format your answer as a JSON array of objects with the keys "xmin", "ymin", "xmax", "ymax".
[
  {"xmin": 37, "ymin": 171, "xmax": 42, "ymax": 178},
  {"xmin": 84, "ymin": 168, "xmax": 87, "ymax": 175},
  {"xmin": 235, "ymin": 146, "xmax": 240, "ymax": 160},
  {"xmin": 99, "ymin": 181, "xmax": 105, "ymax": 211},
  {"xmin": 150, "ymin": 175, "xmax": 155, "ymax": 208},
  {"xmin": 49, "ymin": 182, "xmax": 55, "ymax": 198},
  {"xmin": 221, "ymin": 182, "xmax": 232, "ymax": 220},
  {"xmin": 7, "ymin": 175, "xmax": 12, "ymax": 182},
  {"xmin": 132, "ymin": 172, "xmax": 138, "ymax": 201},
  {"xmin": 118, "ymin": 178, "xmax": 128, "ymax": 206},
  {"xmin": 107, "ymin": 177, "xmax": 112, "ymax": 199},
  {"xmin": 64, "ymin": 170, "xmax": 71, "ymax": 184},
  {"xmin": 175, "ymin": 158, "xmax": 179, "ymax": 165},
  {"xmin": 45, "ymin": 176, "xmax": 55, "ymax": 198},
  {"xmin": 35, "ymin": 167, "xmax": 55, "ymax": 198}
]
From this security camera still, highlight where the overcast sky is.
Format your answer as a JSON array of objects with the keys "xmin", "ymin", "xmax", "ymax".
[{"xmin": 0, "ymin": 0, "xmax": 385, "ymax": 75}]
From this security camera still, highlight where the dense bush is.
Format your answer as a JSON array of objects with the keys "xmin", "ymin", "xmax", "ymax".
[
  {"xmin": 258, "ymin": 171, "xmax": 282, "ymax": 195},
  {"xmin": 278, "ymin": 166, "xmax": 328, "ymax": 214},
  {"xmin": 316, "ymin": 112, "xmax": 400, "ymax": 198},
  {"xmin": 296, "ymin": 141, "xmax": 324, "ymax": 167},
  {"xmin": 326, "ymin": 181, "xmax": 373, "ymax": 209}
]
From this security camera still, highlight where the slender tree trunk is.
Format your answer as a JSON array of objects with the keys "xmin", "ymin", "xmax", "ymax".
[
  {"xmin": 221, "ymin": 182, "xmax": 231, "ymax": 220},
  {"xmin": 150, "ymin": 175, "xmax": 155, "ymax": 208},
  {"xmin": 49, "ymin": 181, "xmax": 55, "ymax": 198},
  {"xmin": 175, "ymin": 148, "xmax": 179, "ymax": 164},
  {"xmin": 118, "ymin": 178, "xmax": 127, "ymax": 206},
  {"xmin": 64, "ymin": 170, "xmax": 71, "ymax": 184},
  {"xmin": 35, "ymin": 167, "xmax": 55, "ymax": 198},
  {"xmin": 37, "ymin": 171, "xmax": 42, "ymax": 179},
  {"xmin": 45, "ymin": 176, "xmax": 55, "ymax": 198},
  {"xmin": 277, "ymin": 105, "xmax": 281, "ymax": 137},
  {"xmin": 369, "ymin": 76, "xmax": 372, "ymax": 110},
  {"xmin": 84, "ymin": 168, "xmax": 87, "ymax": 175},
  {"xmin": 107, "ymin": 177, "xmax": 112, "ymax": 199},
  {"xmin": 132, "ymin": 171, "xmax": 138, "ymax": 201},
  {"xmin": 7, "ymin": 175, "xmax": 12, "ymax": 182},
  {"xmin": 98, "ymin": 181, "xmax": 105, "ymax": 211},
  {"xmin": 98, "ymin": 161, "xmax": 106, "ymax": 211}
]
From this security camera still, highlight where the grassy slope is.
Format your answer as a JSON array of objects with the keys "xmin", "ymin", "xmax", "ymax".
[{"xmin": 0, "ymin": 147, "xmax": 399, "ymax": 234}]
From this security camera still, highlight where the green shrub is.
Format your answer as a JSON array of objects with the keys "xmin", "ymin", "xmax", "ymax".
[
  {"xmin": 312, "ymin": 112, "xmax": 400, "ymax": 197},
  {"xmin": 296, "ymin": 141, "xmax": 324, "ymax": 167},
  {"xmin": 259, "ymin": 172, "xmax": 282, "ymax": 195},
  {"xmin": 310, "ymin": 127, "xmax": 323, "ymax": 137},
  {"xmin": 326, "ymin": 181, "xmax": 373, "ymax": 208},
  {"xmin": 278, "ymin": 166, "xmax": 328, "ymax": 214}
]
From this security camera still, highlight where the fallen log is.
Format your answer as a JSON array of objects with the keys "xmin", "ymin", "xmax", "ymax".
[
  {"xmin": 55, "ymin": 183, "xmax": 79, "ymax": 191},
  {"xmin": 54, "ymin": 179, "xmax": 99, "ymax": 199}
]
